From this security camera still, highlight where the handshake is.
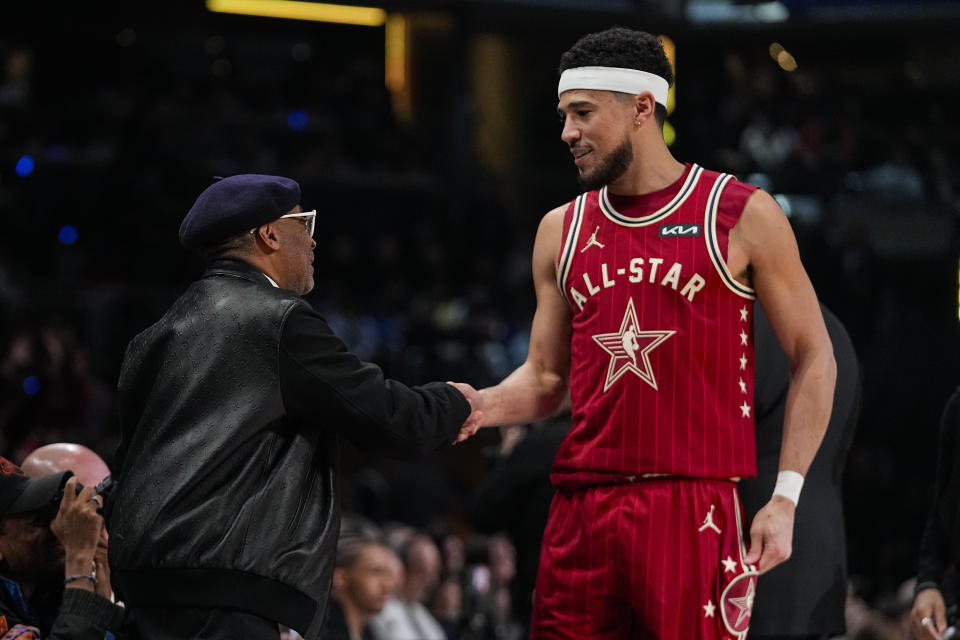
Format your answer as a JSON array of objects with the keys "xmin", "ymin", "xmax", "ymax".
[{"xmin": 447, "ymin": 382, "xmax": 487, "ymax": 444}]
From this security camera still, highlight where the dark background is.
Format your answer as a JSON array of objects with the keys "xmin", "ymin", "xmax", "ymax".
[{"xmin": 2, "ymin": 0, "xmax": 959, "ymax": 606}]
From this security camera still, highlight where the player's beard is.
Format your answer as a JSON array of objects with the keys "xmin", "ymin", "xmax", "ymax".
[{"xmin": 577, "ymin": 135, "xmax": 633, "ymax": 191}]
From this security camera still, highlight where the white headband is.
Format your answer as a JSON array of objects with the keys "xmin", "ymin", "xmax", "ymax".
[{"xmin": 558, "ymin": 66, "xmax": 669, "ymax": 107}]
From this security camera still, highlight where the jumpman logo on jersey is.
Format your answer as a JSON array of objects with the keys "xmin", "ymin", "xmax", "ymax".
[
  {"xmin": 592, "ymin": 298, "xmax": 675, "ymax": 392},
  {"xmin": 580, "ymin": 226, "xmax": 605, "ymax": 252},
  {"xmin": 698, "ymin": 504, "xmax": 722, "ymax": 534}
]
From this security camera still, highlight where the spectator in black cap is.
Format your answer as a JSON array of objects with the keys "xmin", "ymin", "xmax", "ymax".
[
  {"xmin": 107, "ymin": 174, "xmax": 483, "ymax": 640},
  {"xmin": 22, "ymin": 443, "xmax": 114, "ymax": 604},
  {"xmin": 0, "ymin": 456, "xmax": 126, "ymax": 638}
]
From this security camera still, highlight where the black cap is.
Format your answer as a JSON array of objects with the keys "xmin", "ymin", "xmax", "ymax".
[
  {"xmin": 179, "ymin": 174, "xmax": 301, "ymax": 250},
  {"xmin": 0, "ymin": 457, "xmax": 71, "ymax": 518}
]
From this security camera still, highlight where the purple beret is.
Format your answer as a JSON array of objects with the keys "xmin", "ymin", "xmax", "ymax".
[{"xmin": 179, "ymin": 174, "xmax": 301, "ymax": 249}]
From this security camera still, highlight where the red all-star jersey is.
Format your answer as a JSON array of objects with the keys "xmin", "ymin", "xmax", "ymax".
[{"xmin": 552, "ymin": 164, "xmax": 760, "ymax": 489}]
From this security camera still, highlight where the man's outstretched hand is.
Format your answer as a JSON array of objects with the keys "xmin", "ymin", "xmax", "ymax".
[{"xmin": 447, "ymin": 382, "xmax": 485, "ymax": 444}]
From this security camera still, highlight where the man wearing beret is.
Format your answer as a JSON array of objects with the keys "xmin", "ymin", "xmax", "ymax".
[
  {"xmin": 0, "ymin": 457, "xmax": 126, "ymax": 638},
  {"xmin": 106, "ymin": 174, "xmax": 482, "ymax": 640}
]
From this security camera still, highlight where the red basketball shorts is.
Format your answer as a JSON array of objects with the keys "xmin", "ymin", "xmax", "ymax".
[{"xmin": 531, "ymin": 478, "xmax": 758, "ymax": 640}]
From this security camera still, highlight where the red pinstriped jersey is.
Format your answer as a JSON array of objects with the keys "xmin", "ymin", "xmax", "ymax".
[{"xmin": 552, "ymin": 164, "xmax": 759, "ymax": 489}]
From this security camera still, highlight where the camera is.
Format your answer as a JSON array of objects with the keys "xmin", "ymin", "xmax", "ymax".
[{"xmin": 54, "ymin": 473, "xmax": 114, "ymax": 515}]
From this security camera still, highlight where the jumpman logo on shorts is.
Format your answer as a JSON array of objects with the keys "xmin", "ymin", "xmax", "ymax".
[
  {"xmin": 580, "ymin": 226, "xmax": 605, "ymax": 252},
  {"xmin": 698, "ymin": 504, "xmax": 721, "ymax": 534}
]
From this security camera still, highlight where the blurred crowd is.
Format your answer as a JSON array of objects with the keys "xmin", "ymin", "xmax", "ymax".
[
  {"xmin": 3, "ymin": 10, "xmax": 960, "ymax": 637},
  {"xmin": 0, "ymin": 321, "xmax": 116, "ymax": 462},
  {"xmin": 326, "ymin": 515, "xmax": 522, "ymax": 640}
]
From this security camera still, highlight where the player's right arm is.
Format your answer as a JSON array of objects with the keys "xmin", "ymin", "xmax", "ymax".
[{"xmin": 471, "ymin": 205, "xmax": 573, "ymax": 427}]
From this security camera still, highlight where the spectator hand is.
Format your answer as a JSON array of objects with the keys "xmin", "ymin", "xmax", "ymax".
[
  {"xmin": 50, "ymin": 477, "xmax": 104, "ymax": 591},
  {"xmin": 743, "ymin": 495, "xmax": 794, "ymax": 574},
  {"xmin": 447, "ymin": 382, "xmax": 484, "ymax": 444},
  {"xmin": 911, "ymin": 588, "xmax": 946, "ymax": 639},
  {"xmin": 498, "ymin": 424, "xmax": 526, "ymax": 456},
  {"xmin": 94, "ymin": 532, "xmax": 112, "ymax": 600}
]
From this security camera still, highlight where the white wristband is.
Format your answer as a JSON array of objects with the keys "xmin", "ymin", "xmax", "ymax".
[{"xmin": 772, "ymin": 470, "xmax": 804, "ymax": 506}]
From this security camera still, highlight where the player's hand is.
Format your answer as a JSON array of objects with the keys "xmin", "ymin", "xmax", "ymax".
[
  {"xmin": 910, "ymin": 587, "xmax": 946, "ymax": 639},
  {"xmin": 447, "ymin": 382, "xmax": 485, "ymax": 444},
  {"xmin": 743, "ymin": 495, "xmax": 794, "ymax": 574}
]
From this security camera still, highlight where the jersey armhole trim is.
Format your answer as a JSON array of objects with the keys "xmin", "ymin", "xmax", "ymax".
[
  {"xmin": 557, "ymin": 194, "xmax": 586, "ymax": 306},
  {"xmin": 705, "ymin": 174, "xmax": 756, "ymax": 300}
]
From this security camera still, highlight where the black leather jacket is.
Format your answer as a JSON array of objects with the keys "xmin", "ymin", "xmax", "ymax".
[{"xmin": 107, "ymin": 260, "xmax": 469, "ymax": 639}]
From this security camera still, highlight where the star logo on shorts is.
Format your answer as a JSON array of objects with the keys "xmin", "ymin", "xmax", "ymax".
[
  {"xmin": 720, "ymin": 571, "xmax": 758, "ymax": 635},
  {"xmin": 592, "ymin": 298, "xmax": 675, "ymax": 392}
]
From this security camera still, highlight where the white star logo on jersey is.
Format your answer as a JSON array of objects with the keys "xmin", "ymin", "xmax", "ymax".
[
  {"xmin": 722, "ymin": 556, "xmax": 738, "ymax": 573},
  {"xmin": 727, "ymin": 578, "xmax": 755, "ymax": 627},
  {"xmin": 720, "ymin": 572, "xmax": 758, "ymax": 636},
  {"xmin": 592, "ymin": 298, "xmax": 675, "ymax": 392}
]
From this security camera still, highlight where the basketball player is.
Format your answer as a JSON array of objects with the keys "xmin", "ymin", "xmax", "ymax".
[{"xmin": 452, "ymin": 27, "xmax": 836, "ymax": 639}]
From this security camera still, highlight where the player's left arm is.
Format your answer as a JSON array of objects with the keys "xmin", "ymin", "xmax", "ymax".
[{"xmin": 733, "ymin": 189, "xmax": 837, "ymax": 573}]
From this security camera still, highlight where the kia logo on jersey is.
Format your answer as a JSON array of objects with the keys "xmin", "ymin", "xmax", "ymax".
[{"xmin": 658, "ymin": 223, "xmax": 702, "ymax": 237}]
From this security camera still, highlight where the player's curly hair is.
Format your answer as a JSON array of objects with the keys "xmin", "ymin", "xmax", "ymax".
[{"xmin": 559, "ymin": 27, "xmax": 673, "ymax": 125}]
